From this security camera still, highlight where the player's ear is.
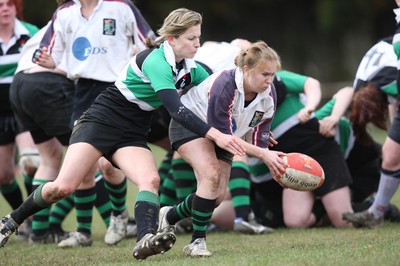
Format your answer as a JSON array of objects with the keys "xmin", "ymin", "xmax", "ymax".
[
  {"xmin": 242, "ymin": 65, "xmax": 250, "ymax": 74},
  {"xmin": 167, "ymin": 36, "xmax": 175, "ymax": 46}
]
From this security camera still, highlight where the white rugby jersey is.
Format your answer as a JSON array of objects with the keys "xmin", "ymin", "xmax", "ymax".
[
  {"xmin": 181, "ymin": 68, "xmax": 276, "ymax": 148},
  {"xmin": 194, "ymin": 41, "xmax": 241, "ymax": 73},
  {"xmin": 353, "ymin": 38, "xmax": 398, "ymax": 97},
  {"xmin": 41, "ymin": 0, "xmax": 155, "ymax": 82}
]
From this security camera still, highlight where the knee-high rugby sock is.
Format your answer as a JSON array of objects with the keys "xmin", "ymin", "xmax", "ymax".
[
  {"xmin": 11, "ymin": 183, "xmax": 52, "ymax": 225},
  {"xmin": 0, "ymin": 179, "xmax": 23, "ymax": 210},
  {"xmin": 172, "ymin": 158, "xmax": 197, "ymax": 203},
  {"xmin": 166, "ymin": 193, "xmax": 194, "ymax": 225},
  {"xmin": 94, "ymin": 176, "xmax": 112, "ymax": 227},
  {"xmin": 160, "ymin": 169, "xmax": 177, "ymax": 207},
  {"xmin": 31, "ymin": 179, "xmax": 51, "ymax": 236},
  {"xmin": 158, "ymin": 150, "xmax": 174, "ymax": 187},
  {"xmin": 134, "ymin": 190, "xmax": 159, "ymax": 241},
  {"xmin": 104, "ymin": 177, "xmax": 127, "ymax": 216},
  {"xmin": 49, "ymin": 195, "xmax": 74, "ymax": 231},
  {"xmin": 22, "ymin": 173, "xmax": 33, "ymax": 196},
  {"xmin": 74, "ymin": 186, "xmax": 96, "ymax": 236},
  {"xmin": 229, "ymin": 161, "xmax": 252, "ymax": 221},
  {"xmin": 370, "ymin": 168, "xmax": 400, "ymax": 217},
  {"xmin": 191, "ymin": 194, "xmax": 216, "ymax": 243}
]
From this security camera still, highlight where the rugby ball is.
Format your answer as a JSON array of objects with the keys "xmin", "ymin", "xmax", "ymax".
[{"xmin": 275, "ymin": 153, "xmax": 325, "ymax": 191}]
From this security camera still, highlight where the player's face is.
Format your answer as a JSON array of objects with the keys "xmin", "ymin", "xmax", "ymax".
[
  {"xmin": 243, "ymin": 60, "xmax": 277, "ymax": 95},
  {"xmin": 169, "ymin": 24, "xmax": 201, "ymax": 62},
  {"xmin": 0, "ymin": 0, "xmax": 16, "ymax": 26}
]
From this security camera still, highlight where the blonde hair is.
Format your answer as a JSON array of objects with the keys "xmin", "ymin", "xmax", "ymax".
[
  {"xmin": 146, "ymin": 8, "xmax": 202, "ymax": 48},
  {"xmin": 235, "ymin": 41, "xmax": 281, "ymax": 71}
]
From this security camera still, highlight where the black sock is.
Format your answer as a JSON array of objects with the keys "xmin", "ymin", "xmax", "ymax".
[
  {"xmin": 167, "ymin": 193, "xmax": 194, "ymax": 225},
  {"xmin": 11, "ymin": 184, "xmax": 52, "ymax": 225},
  {"xmin": 134, "ymin": 190, "xmax": 160, "ymax": 241},
  {"xmin": 104, "ymin": 178, "xmax": 127, "ymax": 216},
  {"xmin": 191, "ymin": 194, "xmax": 216, "ymax": 242},
  {"xmin": 0, "ymin": 179, "xmax": 23, "ymax": 210}
]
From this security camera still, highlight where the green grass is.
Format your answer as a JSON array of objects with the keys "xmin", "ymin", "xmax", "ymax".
[
  {"xmin": 1, "ymin": 139, "xmax": 400, "ymax": 265},
  {"xmin": 1, "ymin": 222, "xmax": 400, "ymax": 265}
]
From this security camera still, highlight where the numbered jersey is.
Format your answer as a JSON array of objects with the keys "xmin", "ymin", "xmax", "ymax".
[{"xmin": 353, "ymin": 38, "xmax": 398, "ymax": 97}]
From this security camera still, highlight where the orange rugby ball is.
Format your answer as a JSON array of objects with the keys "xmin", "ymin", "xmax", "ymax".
[{"xmin": 275, "ymin": 152, "xmax": 325, "ymax": 191}]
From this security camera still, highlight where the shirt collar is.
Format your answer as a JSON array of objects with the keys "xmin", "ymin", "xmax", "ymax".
[
  {"xmin": 162, "ymin": 40, "xmax": 197, "ymax": 73},
  {"xmin": 394, "ymin": 8, "xmax": 400, "ymax": 23},
  {"xmin": 13, "ymin": 19, "xmax": 30, "ymax": 40}
]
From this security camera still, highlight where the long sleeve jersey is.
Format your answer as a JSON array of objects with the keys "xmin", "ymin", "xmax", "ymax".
[{"xmin": 180, "ymin": 68, "xmax": 276, "ymax": 148}]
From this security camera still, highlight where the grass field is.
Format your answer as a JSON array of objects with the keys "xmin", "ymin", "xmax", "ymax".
[{"xmin": 1, "ymin": 133, "xmax": 400, "ymax": 265}]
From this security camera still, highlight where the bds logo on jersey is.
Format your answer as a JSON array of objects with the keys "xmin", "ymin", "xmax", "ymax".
[{"xmin": 72, "ymin": 37, "xmax": 107, "ymax": 61}]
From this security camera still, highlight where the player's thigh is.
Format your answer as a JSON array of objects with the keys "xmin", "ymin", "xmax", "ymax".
[
  {"xmin": 113, "ymin": 146, "xmax": 159, "ymax": 188},
  {"xmin": 321, "ymin": 186, "xmax": 352, "ymax": 227},
  {"xmin": 177, "ymin": 138, "xmax": 220, "ymax": 179}
]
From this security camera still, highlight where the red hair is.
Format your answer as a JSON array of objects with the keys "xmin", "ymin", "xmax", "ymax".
[
  {"xmin": 350, "ymin": 83, "xmax": 389, "ymax": 144},
  {"xmin": 9, "ymin": 0, "xmax": 24, "ymax": 20}
]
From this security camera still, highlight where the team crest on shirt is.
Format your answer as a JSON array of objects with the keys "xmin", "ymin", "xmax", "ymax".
[
  {"xmin": 248, "ymin": 111, "xmax": 265, "ymax": 127},
  {"xmin": 103, "ymin": 19, "xmax": 116, "ymax": 36}
]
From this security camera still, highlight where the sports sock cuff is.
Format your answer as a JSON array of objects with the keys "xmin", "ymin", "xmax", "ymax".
[
  {"xmin": 232, "ymin": 161, "xmax": 250, "ymax": 171},
  {"xmin": 0, "ymin": 179, "xmax": 18, "ymax": 193},
  {"xmin": 104, "ymin": 178, "xmax": 127, "ymax": 193},
  {"xmin": 136, "ymin": 190, "xmax": 159, "ymax": 206},
  {"xmin": 172, "ymin": 157, "xmax": 187, "ymax": 165},
  {"xmin": 33, "ymin": 183, "xmax": 53, "ymax": 208},
  {"xmin": 381, "ymin": 168, "xmax": 400, "ymax": 178}
]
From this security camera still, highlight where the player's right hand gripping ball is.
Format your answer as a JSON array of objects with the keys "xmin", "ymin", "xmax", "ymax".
[{"xmin": 274, "ymin": 152, "xmax": 325, "ymax": 191}]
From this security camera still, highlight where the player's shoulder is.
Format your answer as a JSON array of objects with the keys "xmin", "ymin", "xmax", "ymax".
[{"xmin": 18, "ymin": 21, "xmax": 40, "ymax": 36}]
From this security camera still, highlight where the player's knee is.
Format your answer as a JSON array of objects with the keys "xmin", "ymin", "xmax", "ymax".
[
  {"xmin": 149, "ymin": 174, "xmax": 161, "ymax": 189},
  {"xmin": 0, "ymin": 171, "xmax": 15, "ymax": 185},
  {"xmin": 283, "ymin": 213, "xmax": 309, "ymax": 228},
  {"xmin": 52, "ymin": 184, "xmax": 75, "ymax": 200}
]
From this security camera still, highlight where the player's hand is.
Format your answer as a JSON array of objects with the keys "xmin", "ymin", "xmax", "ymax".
[
  {"xmin": 216, "ymin": 134, "xmax": 246, "ymax": 156},
  {"xmin": 269, "ymin": 131, "xmax": 278, "ymax": 147},
  {"xmin": 261, "ymin": 150, "xmax": 287, "ymax": 180},
  {"xmin": 319, "ymin": 116, "xmax": 337, "ymax": 137},
  {"xmin": 32, "ymin": 47, "xmax": 56, "ymax": 69},
  {"xmin": 297, "ymin": 107, "xmax": 313, "ymax": 124}
]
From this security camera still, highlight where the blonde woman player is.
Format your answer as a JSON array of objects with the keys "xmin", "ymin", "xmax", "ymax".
[
  {"xmin": 157, "ymin": 41, "xmax": 286, "ymax": 257},
  {"xmin": 0, "ymin": 8, "xmax": 246, "ymax": 261}
]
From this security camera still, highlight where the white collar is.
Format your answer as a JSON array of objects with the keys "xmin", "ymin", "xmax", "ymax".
[
  {"xmin": 162, "ymin": 40, "xmax": 197, "ymax": 73},
  {"xmin": 234, "ymin": 67, "xmax": 271, "ymax": 97},
  {"xmin": 13, "ymin": 19, "xmax": 30, "ymax": 40},
  {"xmin": 394, "ymin": 8, "xmax": 400, "ymax": 23}
]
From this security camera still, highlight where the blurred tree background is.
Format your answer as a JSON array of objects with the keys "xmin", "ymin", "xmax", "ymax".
[{"xmin": 23, "ymin": 0, "xmax": 397, "ymax": 85}]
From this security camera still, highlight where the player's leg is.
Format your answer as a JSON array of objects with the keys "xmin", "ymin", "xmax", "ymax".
[
  {"xmin": 229, "ymin": 155, "xmax": 272, "ymax": 234},
  {"xmin": 100, "ymin": 157, "xmax": 129, "ymax": 245},
  {"xmin": 93, "ymin": 173, "xmax": 112, "ymax": 227},
  {"xmin": 0, "ymin": 142, "xmax": 102, "ymax": 248},
  {"xmin": 57, "ymin": 165, "xmax": 97, "ymax": 248},
  {"xmin": 0, "ymin": 115, "xmax": 25, "ymax": 212},
  {"xmin": 343, "ymin": 111, "xmax": 400, "ymax": 228},
  {"xmin": 159, "ymin": 150, "xmax": 177, "ymax": 207},
  {"xmin": 282, "ymin": 189, "xmax": 316, "ymax": 227},
  {"xmin": 113, "ymin": 146, "xmax": 176, "ymax": 260},
  {"xmin": 321, "ymin": 186, "xmax": 353, "ymax": 227},
  {"xmin": 179, "ymin": 140, "xmax": 230, "ymax": 257}
]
